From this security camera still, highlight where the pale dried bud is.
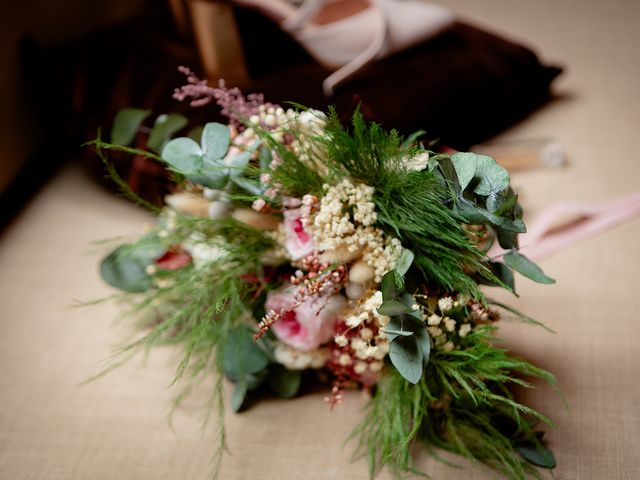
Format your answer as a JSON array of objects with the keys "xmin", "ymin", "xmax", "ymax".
[
  {"xmin": 165, "ymin": 192, "xmax": 211, "ymax": 216},
  {"xmin": 349, "ymin": 261, "xmax": 375, "ymax": 284},
  {"xmin": 231, "ymin": 208, "xmax": 280, "ymax": 230}
]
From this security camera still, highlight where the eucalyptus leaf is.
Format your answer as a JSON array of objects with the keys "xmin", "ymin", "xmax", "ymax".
[
  {"xmin": 162, "ymin": 137, "xmax": 203, "ymax": 172},
  {"xmin": 477, "ymin": 206, "xmax": 527, "ymax": 233},
  {"xmin": 497, "ymin": 227, "xmax": 519, "ymax": 250},
  {"xmin": 230, "ymin": 381, "xmax": 248, "ymax": 413},
  {"xmin": 100, "ymin": 245, "xmax": 153, "ymax": 293},
  {"xmin": 186, "ymin": 172, "xmax": 227, "ymax": 190},
  {"xmin": 259, "ymin": 145, "xmax": 272, "ymax": 172},
  {"xmin": 389, "ymin": 335, "xmax": 423, "ymax": 384},
  {"xmin": 400, "ymin": 129, "xmax": 426, "ymax": 149},
  {"xmin": 450, "ymin": 152, "xmax": 479, "ymax": 192},
  {"xmin": 381, "ymin": 271, "xmax": 401, "ymax": 301},
  {"xmin": 231, "ymin": 176, "xmax": 262, "ymax": 195},
  {"xmin": 380, "ymin": 328, "xmax": 414, "ymax": 339},
  {"xmin": 436, "ymin": 157, "xmax": 460, "ymax": 194},
  {"xmin": 147, "ymin": 113, "xmax": 188, "ymax": 151},
  {"xmin": 397, "ymin": 293, "xmax": 422, "ymax": 321},
  {"xmin": 187, "ymin": 126, "xmax": 204, "ymax": 143},
  {"xmin": 395, "ymin": 249, "xmax": 414, "ymax": 276},
  {"xmin": 111, "ymin": 108, "xmax": 151, "ymax": 146},
  {"xmin": 226, "ymin": 151, "xmax": 252, "ymax": 177},
  {"xmin": 486, "ymin": 192, "xmax": 505, "ymax": 213},
  {"xmin": 503, "ymin": 251, "xmax": 556, "ymax": 284},
  {"xmin": 245, "ymin": 370, "xmax": 267, "ymax": 390},
  {"xmin": 382, "ymin": 318, "xmax": 415, "ymax": 342},
  {"xmin": 495, "ymin": 193, "xmax": 519, "ymax": 217},
  {"xmin": 267, "ymin": 365, "xmax": 301, "ymax": 398},
  {"xmin": 378, "ymin": 300, "xmax": 414, "ymax": 317},
  {"xmin": 455, "ymin": 199, "xmax": 488, "ymax": 224},
  {"xmin": 223, "ymin": 326, "xmax": 270, "ymax": 380},
  {"xmin": 414, "ymin": 328, "xmax": 431, "ymax": 367},
  {"xmin": 473, "ymin": 155, "xmax": 510, "ymax": 196},
  {"xmin": 480, "ymin": 261, "xmax": 516, "ymax": 293},
  {"xmin": 516, "ymin": 443, "xmax": 556, "ymax": 468},
  {"xmin": 202, "ymin": 122, "xmax": 230, "ymax": 160}
]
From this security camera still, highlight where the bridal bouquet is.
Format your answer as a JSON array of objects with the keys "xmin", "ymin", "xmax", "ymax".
[{"xmin": 92, "ymin": 68, "xmax": 558, "ymax": 479}]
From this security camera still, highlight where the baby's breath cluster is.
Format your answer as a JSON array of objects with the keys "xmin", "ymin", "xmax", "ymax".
[
  {"xmin": 309, "ymin": 179, "xmax": 402, "ymax": 282},
  {"xmin": 422, "ymin": 295, "xmax": 500, "ymax": 352},
  {"xmin": 274, "ymin": 343, "xmax": 329, "ymax": 370},
  {"xmin": 331, "ymin": 291, "xmax": 390, "ymax": 378}
]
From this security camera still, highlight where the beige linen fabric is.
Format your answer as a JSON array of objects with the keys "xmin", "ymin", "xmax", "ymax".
[{"xmin": 1, "ymin": 0, "xmax": 640, "ymax": 478}]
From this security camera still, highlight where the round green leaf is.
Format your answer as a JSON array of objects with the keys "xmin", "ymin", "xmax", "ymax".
[
  {"xmin": 202, "ymin": 122, "xmax": 230, "ymax": 160},
  {"xmin": 516, "ymin": 443, "xmax": 556, "ymax": 468},
  {"xmin": 111, "ymin": 108, "xmax": 151, "ymax": 146},
  {"xmin": 162, "ymin": 137, "xmax": 203, "ymax": 173},
  {"xmin": 230, "ymin": 381, "xmax": 248, "ymax": 413},
  {"xmin": 389, "ymin": 335, "xmax": 423, "ymax": 384},
  {"xmin": 377, "ymin": 300, "xmax": 414, "ymax": 317},
  {"xmin": 267, "ymin": 365, "xmax": 302, "ymax": 398},
  {"xmin": 147, "ymin": 113, "xmax": 188, "ymax": 151},
  {"xmin": 226, "ymin": 151, "xmax": 252, "ymax": 177},
  {"xmin": 451, "ymin": 152, "xmax": 479, "ymax": 192},
  {"xmin": 381, "ymin": 271, "xmax": 403, "ymax": 301},
  {"xmin": 395, "ymin": 249, "xmax": 414, "ymax": 276},
  {"xmin": 473, "ymin": 155, "xmax": 510, "ymax": 196},
  {"xmin": 100, "ymin": 245, "xmax": 152, "ymax": 293},
  {"xmin": 223, "ymin": 326, "xmax": 270, "ymax": 380}
]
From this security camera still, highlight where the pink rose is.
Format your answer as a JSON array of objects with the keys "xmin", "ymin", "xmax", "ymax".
[
  {"xmin": 283, "ymin": 207, "xmax": 315, "ymax": 260},
  {"xmin": 267, "ymin": 286, "xmax": 346, "ymax": 351}
]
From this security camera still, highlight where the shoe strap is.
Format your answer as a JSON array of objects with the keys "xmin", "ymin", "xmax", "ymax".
[
  {"xmin": 282, "ymin": 0, "xmax": 327, "ymax": 31},
  {"xmin": 322, "ymin": 0, "xmax": 388, "ymax": 95},
  {"xmin": 488, "ymin": 191, "xmax": 640, "ymax": 262}
]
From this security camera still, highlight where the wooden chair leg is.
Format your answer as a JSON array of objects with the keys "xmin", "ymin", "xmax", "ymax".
[{"xmin": 187, "ymin": 0, "xmax": 250, "ymax": 87}]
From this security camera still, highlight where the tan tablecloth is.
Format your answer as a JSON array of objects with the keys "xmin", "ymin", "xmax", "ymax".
[{"xmin": 1, "ymin": 0, "xmax": 639, "ymax": 478}]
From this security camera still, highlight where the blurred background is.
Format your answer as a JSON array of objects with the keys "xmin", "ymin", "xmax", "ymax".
[
  {"xmin": 1, "ymin": 0, "xmax": 570, "ymax": 227},
  {"xmin": 1, "ymin": 2, "xmax": 639, "ymax": 478}
]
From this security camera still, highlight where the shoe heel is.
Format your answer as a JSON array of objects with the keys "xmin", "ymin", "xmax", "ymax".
[{"xmin": 187, "ymin": 0, "xmax": 250, "ymax": 87}]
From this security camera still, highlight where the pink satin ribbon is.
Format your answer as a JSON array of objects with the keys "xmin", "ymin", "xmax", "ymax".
[{"xmin": 489, "ymin": 191, "xmax": 640, "ymax": 261}]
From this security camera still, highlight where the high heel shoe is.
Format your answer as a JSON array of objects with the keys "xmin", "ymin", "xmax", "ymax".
[{"xmin": 187, "ymin": 0, "xmax": 455, "ymax": 96}]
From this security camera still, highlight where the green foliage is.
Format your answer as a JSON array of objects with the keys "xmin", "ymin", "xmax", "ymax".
[
  {"xmin": 111, "ymin": 108, "xmax": 151, "ymax": 145},
  {"xmin": 90, "ymin": 213, "xmax": 275, "ymax": 477},
  {"xmin": 223, "ymin": 325, "xmax": 270, "ymax": 380},
  {"xmin": 379, "ymin": 268, "xmax": 431, "ymax": 383},
  {"xmin": 111, "ymin": 108, "xmax": 189, "ymax": 152},
  {"xmin": 503, "ymin": 251, "xmax": 556, "ymax": 284},
  {"xmin": 515, "ymin": 438, "xmax": 556, "ymax": 469},
  {"xmin": 266, "ymin": 365, "xmax": 302, "ymax": 398},
  {"xmin": 100, "ymin": 237, "xmax": 163, "ymax": 292},
  {"xmin": 87, "ymin": 134, "xmax": 162, "ymax": 212},
  {"xmin": 389, "ymin": 336, "xmax": 423, "ymax": 384},
  {"xmin": 162, "ymin": 122, "xmax": 234, "ymax": 188},
  {"xmin": 253, "ymin": 124, "xmax": 326, "ymax": 197},
  {"xmin": 316, "ymin": 111, "xmax": 499, "ymax": 299},
  {"xmin": 147, "ymin": 113, "xmax": 188, "ymax": 151},
  {"xmin": 92, "ymin": 105, "xmax": 558, "ymax": 480},
  {"xmin": 352, "ymin": 326, "xmax": 556, "ymax": 479},
  {"xmin": 162, "ymin": 122, "xmax": 263, "ymax": 195}
]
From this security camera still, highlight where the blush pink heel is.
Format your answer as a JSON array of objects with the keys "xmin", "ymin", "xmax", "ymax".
[{"xmin": 187, "ymin": 0, "xmax": 455, "ymax": 95}]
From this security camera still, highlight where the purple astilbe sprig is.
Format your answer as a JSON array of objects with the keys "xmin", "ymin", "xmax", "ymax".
[{"xmin": 173, "ymin": 66, "xmax": 277, "ymax": 128}]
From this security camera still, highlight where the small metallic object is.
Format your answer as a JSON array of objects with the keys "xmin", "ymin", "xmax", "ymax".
[{"xmin": 473, "ymin": 137, "xmax": 566, "ymax": 171}]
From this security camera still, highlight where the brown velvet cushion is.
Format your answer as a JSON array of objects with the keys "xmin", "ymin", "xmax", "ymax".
[{"xmin": 14, "ymin": 4, "xmax": 561, "ymax": 214}]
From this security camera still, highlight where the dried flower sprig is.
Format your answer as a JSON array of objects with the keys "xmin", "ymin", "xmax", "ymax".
[{"xmin": 173, "ymin": 66, "xmax": 276, "ymax": 127}]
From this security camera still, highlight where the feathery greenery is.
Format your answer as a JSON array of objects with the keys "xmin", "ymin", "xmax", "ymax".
[
  {"xmin": 320, "ymin": 110, "xmax": 499, "ymax": 299},
  {"xmin": 352, "ymin": 326, "xmax": 555, "ymax": 479},
  {"xmin": 90, "ymin": 214, "xmax": 273, "ymax": 479}
]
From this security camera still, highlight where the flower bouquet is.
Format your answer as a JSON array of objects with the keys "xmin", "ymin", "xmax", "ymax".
[{"xmin": 91, "ymin": 68, "xmax": 558, "ymax": 479}]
